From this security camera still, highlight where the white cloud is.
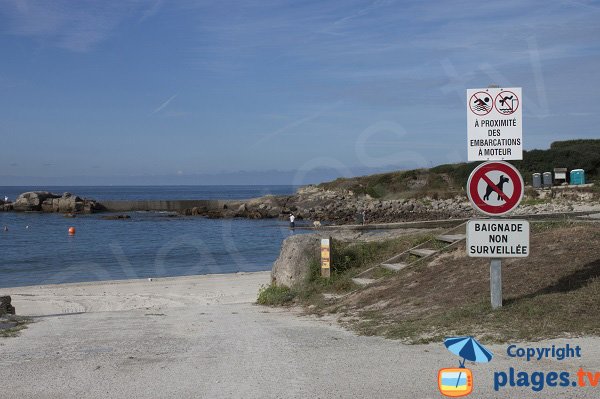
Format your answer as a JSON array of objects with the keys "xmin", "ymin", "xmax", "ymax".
[{"xmin": 0, "ymin": 0, "xmax": 152, "ymax": 51}]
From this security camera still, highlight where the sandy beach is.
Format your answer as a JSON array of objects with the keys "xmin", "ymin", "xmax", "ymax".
[
  {"xmin": 5, "ymin": 272, "xmax": 271, "ymax": 316},
  {"xmin": 2, "ymin": 272, "xmax": 600, "ymax": 399}
]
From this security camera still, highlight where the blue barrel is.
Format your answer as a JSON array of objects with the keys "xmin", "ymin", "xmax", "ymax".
[
  {"xmin": 570, "ymin": 169, "xmax": 585, "ymax": 185},
  {"xmin": 532, "ymin": 173, "xmax": 542, "ymax": 188}
]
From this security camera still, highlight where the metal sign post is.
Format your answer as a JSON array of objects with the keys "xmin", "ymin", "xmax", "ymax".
[{"xmin": 490, "ymin": 259, "xmax": 502, "ymax": 309}]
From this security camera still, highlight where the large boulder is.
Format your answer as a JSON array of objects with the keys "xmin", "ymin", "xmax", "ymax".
[
  {"xmin": 271, "ymin": 234, "xmax": 320, "ymax": 288},
  {"xmin": 12, "ymin": 191, "xmax": 101, "ymax": 213},
  {"xmin": 12, "ymin": 192, "xmax": 60, "ymax": 211},
  {"xmin": 57, "ymin": 193, "xmax": 83, "ymax": 213}
]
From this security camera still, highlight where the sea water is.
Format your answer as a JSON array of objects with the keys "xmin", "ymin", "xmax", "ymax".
[{"xmin": 0, "ymin": 186, "xmax": 299, "ymax": 288}]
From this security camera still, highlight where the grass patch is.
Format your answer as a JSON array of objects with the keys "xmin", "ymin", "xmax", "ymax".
[
  {"xmin": 257, "ymin": 284, "xmax": 296, "ymax": 306},
  {"xmin": 318, "ymin": 168, "xmax": 462, "ymax": 199},
  {"xmin": 337, "ymin": 224, "xmax": 600, "ymax": 344},
  {"xmin": 521, "ymin": 197, "xmax": 550, "ymax": 206},
  {"xmin": 531, "ymin": 219, "xmax": 579, "ymax": 233},
  {"xmin": 258, "ymin": 232, "xmax": 434, "ymax": 308},
  {"xmin": 0, "ymin": 316, "xmax": 32, "ymax": 338},
  {"xmin": 352, "ymin": 278, "xmax": 600, "ymax": 344}
]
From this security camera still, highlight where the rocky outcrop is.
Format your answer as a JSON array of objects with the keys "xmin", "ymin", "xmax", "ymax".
[
  {"xmin": 180, "ymin": 186, "xmax": 475, "ymax": 223},
  {"xmin": 180, "ymin": 195, "xmax": 290, "ymax": 220},
  {"xmin": 1, "ymin": 198, "xmax": 12, "ymax": 211},
  {"xmin": 0, "ymin": 296, "xmax": 15, "ymax": 315},
  {"xmin": 12, "ymin": 191, "xmax": 55, "ymax": 212},
  {"xmin": 101, "ymin": 214, "xmax": 131, "ymax": 220},
  {"xmin": 183, "ymin": 183, "xmax": 600, "ymax": 224},
  {"xmin": 280, "ymin": 186, "xmax": 474, "ymax": 224},
  {"xmin": 11, "ymin": 192, "xmax": 102, "ymax": 214},
  {"xmin": 271, "ymin": 234, "xmax": 320, "ymax": 288}
]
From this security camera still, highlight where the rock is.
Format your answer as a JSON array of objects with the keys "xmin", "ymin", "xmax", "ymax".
[
  {"xmin": 266, "ymin": 207, "xmax": 282, "ymax": 218},
  {"xmin": 13, "ymin": 191, "xmax": 59, "ymax": 212},
  {"xmin": 41, "ymin": 198, "xmax": 54, "ymax": 212},
  {"xmin": 0, "ymin": 295, "xmax": 15, "ymax": 315},
  {"xmin": 11, "ymin": 191, "xmax": 100, "ymax": 214},
  {"xmin": 271, "ymin": 234, "xmax": 320, "ymax": 288},
  {"xmin": 58, "ymin": 193, "xmax": 82, "ymax": 213},
  {"xmin": 101, "ymin": 214, "xmax": 131, "ymax": 220}
]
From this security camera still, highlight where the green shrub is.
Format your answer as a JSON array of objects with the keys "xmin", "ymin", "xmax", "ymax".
[{"xmin": 256, "ymin": 284, "xmax": 296, "ymax": 306}]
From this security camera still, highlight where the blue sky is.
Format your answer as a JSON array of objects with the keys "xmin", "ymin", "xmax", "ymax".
[{"xmin": 1, "ymin": 0, "xmax": 599, "ymax": 185}]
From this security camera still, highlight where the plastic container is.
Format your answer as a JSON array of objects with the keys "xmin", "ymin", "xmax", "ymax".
[
  {"xmin": 532, "ymin": 173, "xmax": 542, "ymax": 188},
  {"xmin": 543, "ymin": 172, "xmax": 552, "ymax": 188},
  {"xmin": 570, "ymin": 169, "xmax": 585, "ymax": 185}
]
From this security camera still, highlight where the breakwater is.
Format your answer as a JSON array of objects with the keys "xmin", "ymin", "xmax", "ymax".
[{"xmin": 99, "ymin": 200, "xmax": 237, "ymax": 213}]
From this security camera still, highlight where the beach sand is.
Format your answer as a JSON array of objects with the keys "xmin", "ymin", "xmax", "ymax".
[
  {"xmin": 5, "ymin": 272, "xmax": 271, "ymax": 316},
  {"xmin": 2, "ymin": 273, "xmax": 600, "ymax": 398}
]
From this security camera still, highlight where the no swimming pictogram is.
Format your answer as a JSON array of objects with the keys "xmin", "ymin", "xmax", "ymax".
[
  {"xmin": 467, "ymin": 161, "xmax": 524, "ymax": 216},
  {"xmin": 468, "ymin": 91, "xmax": 493, "ymax": 116}
]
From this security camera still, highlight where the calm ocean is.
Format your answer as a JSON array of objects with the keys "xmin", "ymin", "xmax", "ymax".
[{"xmin": 0, "ymin": 186, "xmax": 300, "ymax": 288}]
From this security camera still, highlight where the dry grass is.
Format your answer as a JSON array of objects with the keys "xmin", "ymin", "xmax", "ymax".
[{"xmin": 325, "ymin": 223, "xmax": 600, "ymax": 344}]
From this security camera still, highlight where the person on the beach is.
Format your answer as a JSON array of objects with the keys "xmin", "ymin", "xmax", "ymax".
[
  {"xmin": 362, "ymin": 209, "xmax": 367, "ymax": 225},
  {"xmin": 289, "ymin": 213, "xmax": 295, "ymax": 229}
]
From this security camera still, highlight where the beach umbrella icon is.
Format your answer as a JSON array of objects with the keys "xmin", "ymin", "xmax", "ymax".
[
  {"xmin": 439, "ymin": 336, "xmax": 492, "ymax": 396},
  {"xmin": 444, "ymin": 336, "xmax": 493, "ymax": 367}
]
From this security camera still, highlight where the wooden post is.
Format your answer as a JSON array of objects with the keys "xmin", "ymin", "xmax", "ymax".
[
  {"xmin": 490, "ymin": 258, "xmax": 502, "ymax": 309},
  {"xmin": 321, "ymin": 238, "xmax": 331, "ymax": 278}
]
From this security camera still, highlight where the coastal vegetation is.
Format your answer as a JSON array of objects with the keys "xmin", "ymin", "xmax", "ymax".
[
  {"xmin": 259, "ymin": 221, "xmax": 600, "ymax": 344},
  {"xmin": 319, "ymin": 139, "xmax": 600, "ymax": 199},
  {"xmin": 257, "ymin": 232, "xmax": 435, "ymax": 307}
]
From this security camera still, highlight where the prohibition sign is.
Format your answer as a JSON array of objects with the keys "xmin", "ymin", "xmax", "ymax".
[
  {"xmin": 494, "ymin": 90, "xmax": 519, "ymax": 115},
  {"xmin": 469, "ymin": 91, "xmax": 493, "ymax": 116},
  {"xmin": 467, "ymin": 161, "xmax": 524, "ymax": 216}
]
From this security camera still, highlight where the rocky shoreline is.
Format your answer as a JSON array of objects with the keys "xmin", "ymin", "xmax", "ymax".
[
  {"xmin": 2, "ymin": 185, "xmax": 598, "ymax": 224},
  {"xmin": 179, "ymin": 185, "xmax": 600, "ymax": 224},
  {"xmin": 181, "ymin": 186, "xmax": 475, "ymax": 223}
]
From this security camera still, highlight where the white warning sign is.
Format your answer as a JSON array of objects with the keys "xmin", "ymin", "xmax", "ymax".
[
  {"xmin": 467, "ymin": 87, "xmax": 522, "ymax": 161},
  {"xmin": 466, "ymin": 220, "xmax": 530, "ymax": 258}
]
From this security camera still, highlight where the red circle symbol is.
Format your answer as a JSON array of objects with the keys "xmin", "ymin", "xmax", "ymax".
[
  {"xmin": 494, "ymin": 90, "xmax": 519, "ymax": 115},
  {"xmin": 467, "ymin": 161, "xmax": 524, "ymax": 216},
  {"xmin": 469, "ymin": 91, "xmax": 493, "ymax": 116}
]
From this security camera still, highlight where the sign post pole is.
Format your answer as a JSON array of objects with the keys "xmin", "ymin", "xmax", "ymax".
[
  {"xmin": 490, "ymin": 258, "xmax": 502, "ymax": 309},
  {"xmin": 321, "ymin": 238, "xmax": 331, "ymax": 278},
  {"xmin": 487, "ymin": 85, "xmax": 503, "ymax": 310}
]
